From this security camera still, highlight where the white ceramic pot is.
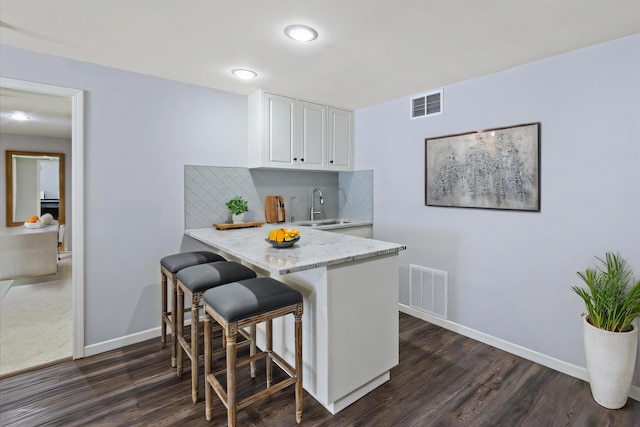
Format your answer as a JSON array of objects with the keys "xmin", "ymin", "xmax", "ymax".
[
  {"xmin": 231, "ymin": 213, "xmax": 245, "ymax": 224},
  {"xmin": 583, "ymin": 315, "xmax": 638, "ymax": 409}
]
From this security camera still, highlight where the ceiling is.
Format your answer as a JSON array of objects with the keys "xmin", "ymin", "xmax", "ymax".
[
  {"xmin": 0, "ymin": 87, "xmax": 72, "ymax": 138},
  {"xmin": 1, "ymin": 0, "xmax": 639, "ymax": 138}
]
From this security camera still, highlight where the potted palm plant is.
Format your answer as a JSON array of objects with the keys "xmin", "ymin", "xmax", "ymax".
[
  {"xmin": 571, "ymin": 252, "xmax": 640, "ymax": 409},
  {"xmin": 226, "ymin": 196, "xmax": 249, "ymax": 223}
]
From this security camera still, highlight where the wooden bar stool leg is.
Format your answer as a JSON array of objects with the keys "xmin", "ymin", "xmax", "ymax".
[
  {"xmin": 176, "ymin": 286, "xmax": 185, "ymax": 377},
  {"xmin": 266, "ymin": 319, "xmax": 273, "ymax": 388},
  {"xmin": 249, "ymin": 324, "xmax": 257, "ymax": 378},
  {"xmin": 226, "ymin": 325, "xmax": 238, "ymax": 427},
  {"xmin": 204, "ymin": 312, "xmax": 213, "ymax": 422},
  {"xmin": 161, "ymin": 272, "xmax": 168, "ymax": 350},
  {"xmin": 170, "ymin": 275, "xmax": 178, "ymax": 367},
  {"xmin": 190, "ymin": 293, "xmax": 201, "ymax": 404},
  {"xmin": 295, "ymin": 309, "xmax": 303, "ymax": 424}
]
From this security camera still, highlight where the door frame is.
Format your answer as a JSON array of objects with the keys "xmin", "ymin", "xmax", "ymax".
[{"xmin": 1, "ymin": 77, "xmax": 85, "ymax": 358}]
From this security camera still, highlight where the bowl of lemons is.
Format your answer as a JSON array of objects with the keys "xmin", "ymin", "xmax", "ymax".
[{"xmin": 266, "ymin": 228, "xmax": 301, "ymax": 248}]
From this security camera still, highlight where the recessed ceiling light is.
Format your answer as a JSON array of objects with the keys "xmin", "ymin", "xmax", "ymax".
[
  {"xmin": 231, "ymin": 68, "xmax": 258, "ymax": 80},
  {"xmin": 8, "ymin": 112, "xmax": 31, "ymax": 121},
  {"xmin": 284, "ymin": 25, "xmax": 318, "ymax": 42}
]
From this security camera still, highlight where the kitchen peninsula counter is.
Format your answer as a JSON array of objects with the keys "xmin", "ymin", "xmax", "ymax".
[
  {"xmin": 185, "ymin": 225, "xmax": 406, "ymax": 414},
  {"xmin": 185, "ymin": 225, "xmax": 403, "ymax": 275}
]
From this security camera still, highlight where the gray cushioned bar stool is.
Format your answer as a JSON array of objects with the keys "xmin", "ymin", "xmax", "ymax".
[
  {"xmin": 176, "ymin": 261, "xmax": 257, "ymax": 403},
  {"xmin": 160, "ymin": 251, "xmax": 226, "ymax": 367},
  {"xmin": 202, "ymin": 277, "xmax": 303, "ymax": 426}
]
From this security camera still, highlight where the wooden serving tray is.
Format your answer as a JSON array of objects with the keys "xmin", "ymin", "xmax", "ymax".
[{"xmin": 213, "ymin": 221, "xmax": 265, "ymax": 230}]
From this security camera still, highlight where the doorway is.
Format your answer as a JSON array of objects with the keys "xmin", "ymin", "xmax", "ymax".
[{"xmin": 0, "ymin": 77, "xmax": 84, "ymax": 369}]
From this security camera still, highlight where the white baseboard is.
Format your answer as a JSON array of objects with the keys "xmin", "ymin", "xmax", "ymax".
[
  {"xmin": 84, "ymin": 326, "xmax": 161, "ymax": 357},
  {"xmin": 83, "ymin": 316, "xmax": 200, "ymax": 358},
  {"xmin": 399, "ymin": 304, "xmax": 640, "ymax": 403}
]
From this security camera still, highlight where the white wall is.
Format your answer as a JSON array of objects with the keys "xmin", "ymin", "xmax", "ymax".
[
  {"xmin": 39, "ymin": 159, "xmax": 59, "ymax": 199},
  {"xmin": 1, "ymin": 45, "xmax": 248, "ymax": 346},
  {"xmin": 355, "ymin": 34, "xmax": 640, "ymax": 387}
]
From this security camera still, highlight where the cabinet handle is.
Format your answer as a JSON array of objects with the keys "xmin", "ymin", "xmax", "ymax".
[
  {"xmin": 301, "ymin": 158, "xmax": 304, "ymax": 162},
  {"xmin": 330, "ymin": 160, "xmax": 334, "ymax": 163},
  {"xmin": 293, "ymin": 157, "xmax": 297, "ymax": 161}
]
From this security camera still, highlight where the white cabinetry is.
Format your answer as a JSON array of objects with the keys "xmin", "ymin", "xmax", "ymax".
[
  {"xmin": 249, "ymin": 91, "xmax": 296, "ymax": 169},
  {"xmin": 249, "ymin": 90, "xmax": 353, "ymax": 171},
  {"xmin": 328, "ymin": 107, "xmax": 354, "ymax": 171},
  {"xmin": 298, "ymin": 100, "xmax": 327, "ymax": 169}
]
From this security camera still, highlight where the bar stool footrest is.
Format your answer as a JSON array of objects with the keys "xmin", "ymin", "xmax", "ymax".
[
  {"xmin": 212, "ymin": 350, "xmax": 268, "ymax": 376},
  {"xmin": 206, "ymin": 372, "xmax": 297, "ymax": 413}
]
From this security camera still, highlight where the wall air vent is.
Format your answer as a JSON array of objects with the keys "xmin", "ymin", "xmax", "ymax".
[
  {"xmin": 410, "ymin": 89, "xmax": 443, "ymax": 120},
  {"xmin": 409, "ymin": 264, "xmax": 448, "ymax": 319}
]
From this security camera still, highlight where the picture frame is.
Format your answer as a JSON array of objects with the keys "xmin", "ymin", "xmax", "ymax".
[{"xmin": 425, "ymin": 122, "xmax": 540, "ymax": 211}]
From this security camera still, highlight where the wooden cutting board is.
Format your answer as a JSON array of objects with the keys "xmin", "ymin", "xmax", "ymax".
[{"xmin": 265, "ymin": 195, "xmax": 286, "ymax": 223}]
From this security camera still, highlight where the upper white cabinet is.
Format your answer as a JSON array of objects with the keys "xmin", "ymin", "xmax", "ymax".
[
  {"xmin": 298, "ymin": 100, "xmax": 327, "ymax": 170},
  {"xmin": 327, "ymin": 107, "xmax": 354, "ymax": 171},
  {"xmin": 249, "ymin": 91, "xmax": 296, "ymax": 169},
  {"xmin": 249, "ymin": 90, "xmax": 353, "ymax": 171}
]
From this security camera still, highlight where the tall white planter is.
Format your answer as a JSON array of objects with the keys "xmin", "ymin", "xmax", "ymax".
[{"xmin": 583, "ymin": 316, "xmax": 638, "ymax": 409}]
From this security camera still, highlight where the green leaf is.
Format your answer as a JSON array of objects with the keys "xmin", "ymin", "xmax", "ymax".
[{"xmin": 571, "ymin": 252, "xmax": 640, "ymax": 332}]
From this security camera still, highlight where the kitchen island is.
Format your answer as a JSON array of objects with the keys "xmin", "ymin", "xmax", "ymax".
[
  {"xmin": 185, "ymin": 225, "xmax": 406, "ymax": 413},
  {"xmin": 0, "ymin": 223, "xmax": 59, "ymax": 280}
]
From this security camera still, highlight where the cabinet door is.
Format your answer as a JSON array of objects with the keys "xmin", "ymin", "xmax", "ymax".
[
  {"xmin": 298, "ymin": 101, "xmax": 326, "ymax": 170},
  {"xmin": 328, "ymin": 107, "xmax": 354, "ymax": 171},
  {"xmin": 264, "ymin": 93, "xmax": 296, "ymax": 168}
]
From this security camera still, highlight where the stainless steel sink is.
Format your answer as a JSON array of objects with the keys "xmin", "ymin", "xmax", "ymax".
[{"xmin": 297, "ymin": 219, "xmax": 351, "ymax": 227}]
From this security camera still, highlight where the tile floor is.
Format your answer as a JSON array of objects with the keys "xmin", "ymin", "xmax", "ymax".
[{"xmin": 0, "ymin": 253, "xmax": 72, "ymax": 376}]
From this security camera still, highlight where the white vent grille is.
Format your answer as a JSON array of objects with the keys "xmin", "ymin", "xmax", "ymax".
[
  {"xmin": 410, "ymin": 89, "xmax": 443, "ymax": 119},
  {"xmin": 409, "ymin": 264, "xmax": 447, "ymax": 319}
]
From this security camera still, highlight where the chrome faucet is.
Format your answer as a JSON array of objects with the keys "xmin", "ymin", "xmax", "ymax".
[{"xmin": 310, "ymin": 188, "xmax": 324, "ymax": 221}]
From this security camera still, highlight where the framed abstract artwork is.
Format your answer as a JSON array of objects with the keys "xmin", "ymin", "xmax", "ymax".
[{"xmin": 425, "ymin": 122, "xmax": 540, "ymax": 211}]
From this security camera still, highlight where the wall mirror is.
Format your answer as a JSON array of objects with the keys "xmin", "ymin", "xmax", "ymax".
[{"xmin": 5, "ymin": 150, "xmax": 65, "ymax": 227}]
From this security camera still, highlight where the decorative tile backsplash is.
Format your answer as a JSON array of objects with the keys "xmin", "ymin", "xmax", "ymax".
[
  {"xmin": 250, "ymin": 169, "xmax": 340, "ymax": 222},
  {"xmin": 339, "ymin": 170, "xmax": 373, "ymax": 221},
  {"xmin": 184, "ymin": 165, "xmax": 373, "ymax": 229},
  {"xmin": 184, "ymin": 166, "xmax": 264, "ymax": 229}
]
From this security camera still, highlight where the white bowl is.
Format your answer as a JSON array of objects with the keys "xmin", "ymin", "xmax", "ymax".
[{"xmin": 24, "ymin": 221, "xmax": 46, "ymax": 229}]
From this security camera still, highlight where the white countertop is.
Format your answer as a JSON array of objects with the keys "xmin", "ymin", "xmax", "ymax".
[
  {"xmin": 185, "ymin": 225, "xmax": 406, "ymax": 275},
  {"xmin": 1, "ymin": 222, "xmax": 58, "ymax": 236},
  {"xmin": 1, "ymin": 221, "xmax": 59, "ymax": 281}
]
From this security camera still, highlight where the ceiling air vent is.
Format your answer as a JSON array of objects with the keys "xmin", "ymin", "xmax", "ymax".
[{"xmin": 411, "ymin": 89, "xmax": 443, "ymax": 120}]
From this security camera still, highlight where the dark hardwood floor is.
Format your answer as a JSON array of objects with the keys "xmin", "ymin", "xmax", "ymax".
[{"xmin": 1, "ymin": 313, "xmax": 638, "ymax": 426}]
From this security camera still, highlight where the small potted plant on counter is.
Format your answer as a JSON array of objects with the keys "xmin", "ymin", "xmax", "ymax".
[
  {"xmin": 571, "ymin": 252, "xmax": 640, "ymax": 409},
  {"xmin": 226, "ymin": 196, "xmax": 249, "ymax": 224}
]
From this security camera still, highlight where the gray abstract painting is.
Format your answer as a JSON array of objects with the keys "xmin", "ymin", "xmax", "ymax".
[{"xmin": 425, "ymin": 122, "xmax": 540, "ymax": 211}]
